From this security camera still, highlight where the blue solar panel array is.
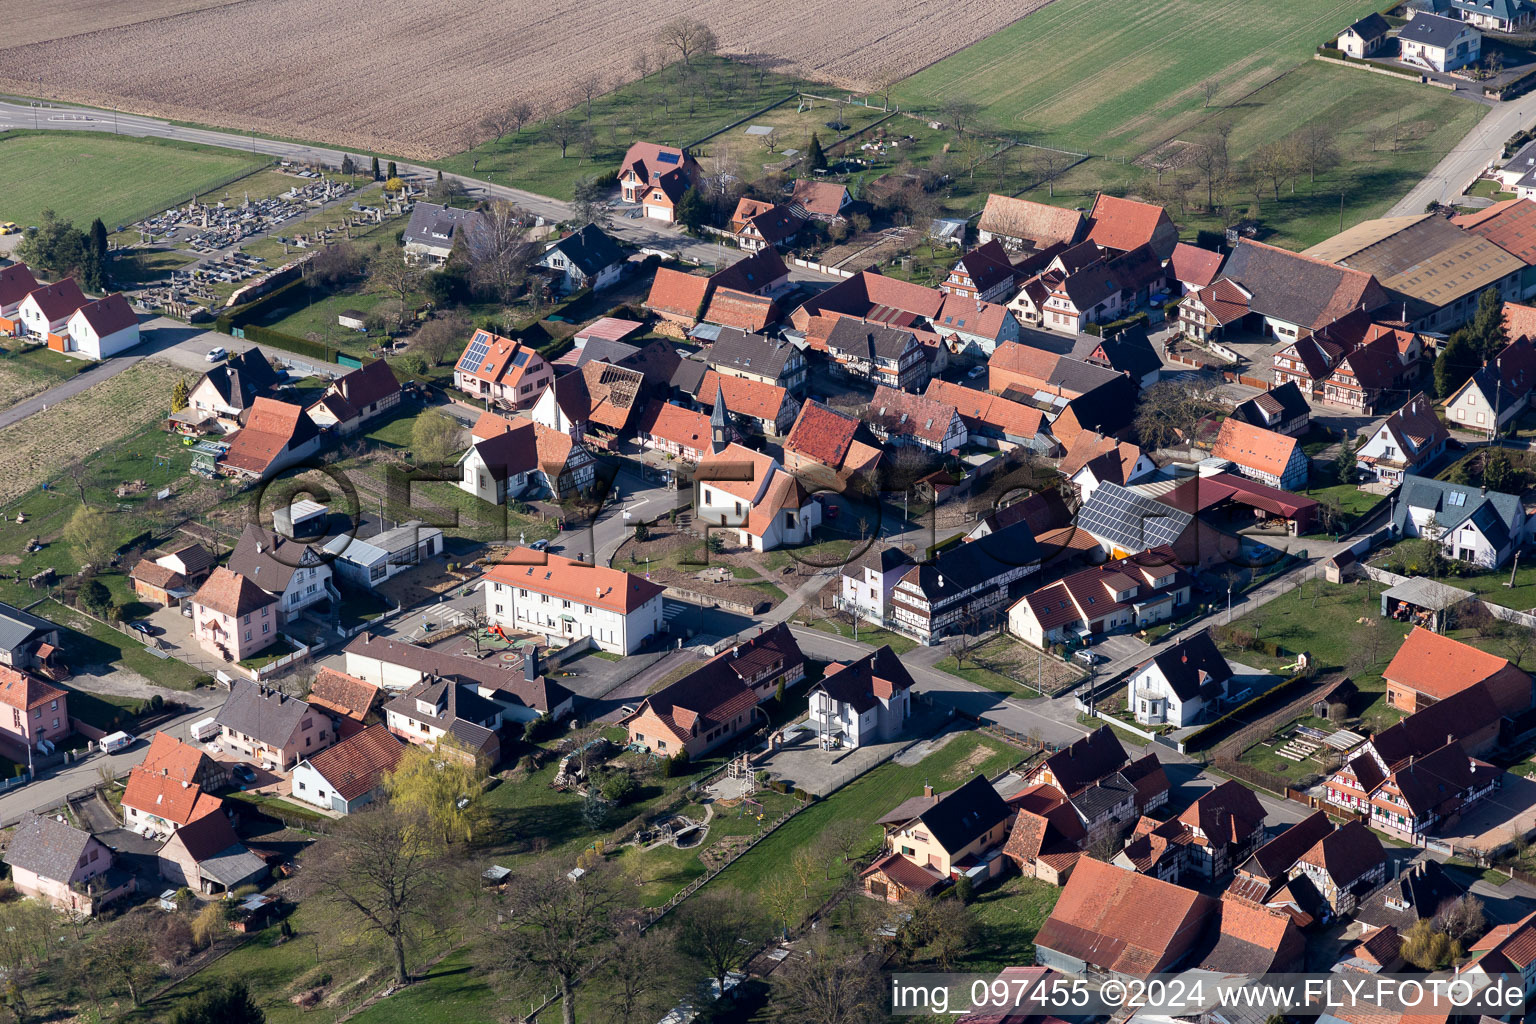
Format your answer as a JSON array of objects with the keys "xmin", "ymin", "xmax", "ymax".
[
  {"xmin": 459, "ymin": 333, "xmax": 491, "ymax": 372},
  {"xmin": 1078, "ymin": 483, "xmax": 1191, "ymax": 551}
]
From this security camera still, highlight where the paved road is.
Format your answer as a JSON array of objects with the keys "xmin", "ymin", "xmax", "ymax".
[
  {"xmin": 1387, "ymin": 88, "xmax": 1536, "ymax": 215},
  {"xmin": 0, "ymin": 351, "xmax": 149, "ymax": 431}
]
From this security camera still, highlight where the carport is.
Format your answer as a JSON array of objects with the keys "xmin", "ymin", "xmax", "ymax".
[{"xmin": 1380, "ymin": 578, "xmax": 1474, "ymax": 633}]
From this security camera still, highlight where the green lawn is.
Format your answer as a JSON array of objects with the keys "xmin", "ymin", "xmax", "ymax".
[
  {"xmin": 346, "ymin": 950, "xmax": 493, "ymax": 1024},
  {"xmin": 40, "ymin": 599, "xmax": 205, "ymax": 690},
  {"xmin": 1468, "ymin": 177, "xmax": 1515, "ymax": 201},
  {"xmin": 705, "ymin": 732, "xmax": 1020, "ymax": 926},
  {"xmin": 238, "ymin": 636, "xmax": 301, "ymax": 670},
  {"xmin": 893, "ymin": 0, "xmax": 1485, "ymax": 249},
  {"xmin": 0, "ymin": 130, "xmax": 270, "ymax": 230},
  {"xmin": 948, "ymin": 873, "xmax": 1062, "ymax": 972},
  {"xmin": 1371, "ymin": 539, "xmax": 1536, "ymax": 612},
  {"xmin": 435, "ymin": 57, "xmax": 825, "ymax": 201},
  {"xmin": 805, "ymin": 614, "xmax": 918, "ymax": 655}
]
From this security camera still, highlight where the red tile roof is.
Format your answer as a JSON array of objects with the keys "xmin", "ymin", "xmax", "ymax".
[
  {"xmin": 222, "ymin": 398, "xmax": 317, "ymax": 476},
  {"xmin": 698, "ymin": 370, "xmax": 792, "ymax": 424},
  {"xmin": 23, "ymin": 278, "xmax": 87, "ymax": 322},
  {"xmin": 0, "ymin": 264, "xmax": 40, "ymax": 308},
  {"xmin": 869, "ymin": 384, "xmax": 959, "ymax": 446},
  {"xmin": 122, "ymin": 768, "xmax": 222, "ymax": 828},
  {"xmin": 1384, "ymin": 627, "xmax": 1516, "ymax": 702},
  {"xmin": 0, "ymin": 666, "xmax": 65, "ymax": 712},
  {"xmin": 702, "ymin": 287, "xmax": 779, "ymax": 332},
  {"xmin": 619, "ymin": 142, "xmax": 691, "ymax": 188},
  {"xmin": 1212, "ymin": 418, "xmax": 1299, "ymax": 479},
  {"xmin": 1035, "ymin": 857, "xmax": 1216, "ymax": 974},
  {"xmin": 309, "ymin": 667, "xmax": 380, "ymax": 722},
  {"xmin": 934, "ymin": 292, "xmax": 1014, "ymax": 341},
  {"xmin": 923, "ymin": 379, "xmax": 1044, "ymax": 440},
  {"xmin": 191, "ymin": 567, "xmax": 277, "ymax": 618},
  {"xmin": 788, "ymin": 180, "xmax": 848, "ymax": 218},
  {"xmin": 636, "ymin": 400, "xmax": 712, "ymax": 453},
  {"xmin": 140, "ymin": 732, "xmax": 209, "ymax": 785},
  {"xmin": 455, "ymin": 329, "xmax": 545, "ymax": 387},
  {"xmin": 1454, "ymin": 199, "xmax": 1536, "ymax": 265},
  {"xmin": 646, "ymin": 267, "xmax": 712, "ymax": 320},
  {"xmin": 1169, "ymin": 242, "xmax": 1224, "ymax": 288},
  {"xmin": 1086, "ymin": 194, "xmax": 1173, "ymax": 254},
  {"xmin": 71, "ymin": 293, "xmax": 138, "ymax": 336},
  {"xmin": 1505, "ymin": 300, "xmax": 1536, "ymax": 343},
  {"xmin": 784, "ymin": 400, "xmax": 859, "ymax": 469},
  {"xmin": 1059, "ymin": 432, "xmax": 1144, "ymax": 480},
  {"xmin": 485, "ymin": 549, "xmax": 664, "ymax": 614},
  {"xmin": 710, "ymin": 247, "xmax": 788, "ymax": 295},
  {"xmin": 301, "ymin": 723, "xmax": 404, "ymax": 801}
]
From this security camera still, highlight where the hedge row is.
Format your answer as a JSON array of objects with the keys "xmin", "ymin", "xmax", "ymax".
[
  {"xmin": 1180, "ymin": 669, "xmax": 1314, "ymax": 752},
  {"xmin": 1086, "ymin": 310, "xmax": 1151, "ymax": 338}
]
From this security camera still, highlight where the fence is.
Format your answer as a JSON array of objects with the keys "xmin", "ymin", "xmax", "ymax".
[
  {"xmin": 1085, "ymin": 709, "xmax": 1158, "ymax": 742},
  {"xmin": 1362, "ymin": 562, "xmax": 1536, "ymax": 628},
  {"xmin": 790, "ymin": 256, "xmax": 857, "ymax": 278},
  {"xmin": 251, "ymin": 635, "xmax": 313, "ymax": 680}
]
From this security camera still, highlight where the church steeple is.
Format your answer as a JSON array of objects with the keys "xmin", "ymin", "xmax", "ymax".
[{"xmin": 710, "ymin": 380, "xmax": 730, "ymax": 454}]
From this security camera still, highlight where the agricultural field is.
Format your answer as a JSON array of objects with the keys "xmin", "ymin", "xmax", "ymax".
[
  {"xmin": 0, "ymin": 343, "xmax": 84, "ymax": 413},
  {"xmin": 0, "ymin": 359, "xmax": 184, "ymax": 504},
  {"xmin": 0, "ymin": 0, "xmax": 1050, "ymax": 160},
  {"xmin": 0, "ymin": 131, "xmax": 269, "ymax": 230},
  {"xmin": 892, "ymin": 0, "xmax": 1486, "ymax": 247}
]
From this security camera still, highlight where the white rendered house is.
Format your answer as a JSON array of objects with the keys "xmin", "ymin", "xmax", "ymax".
[{"xmin": 484, "ymin": 551, "xmax": 665, "ymax": 654}]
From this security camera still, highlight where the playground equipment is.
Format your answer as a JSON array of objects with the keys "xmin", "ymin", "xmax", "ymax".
[{"xmin": 487, "ymin": 623, "xmax": 514, "ymax": 645}]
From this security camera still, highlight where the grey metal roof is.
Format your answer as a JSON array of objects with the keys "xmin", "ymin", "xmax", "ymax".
[
  {"xmin": 198, "ymin": 844, "xmax": 268, "ymax": 887},
  {"xmin": 1380, "ymin": 577, "xmax": 1474, "ymax": 611},
  {"xmin": 215, "ymin": 679, "xmax": 316, "ymax": 747},
  {"xmin": 1079, "ymin": 481, "xmax": 1193, "ymax": 552},
  {"xmin": 3, "ymin": 813, "xmax": 94, "ymax": 881},
  {"xmin": 0, "ymin": 601, "xmax": 57, "ymax": 656}
]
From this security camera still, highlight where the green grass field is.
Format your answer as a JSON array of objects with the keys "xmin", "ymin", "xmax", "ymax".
[
  {"xmin": 891, "ymin": 0, "xmax": 1485, "ymax": 248},
  {"xmin": 0, "ymin": 131, "xmax": 270, "ymax": 230}
]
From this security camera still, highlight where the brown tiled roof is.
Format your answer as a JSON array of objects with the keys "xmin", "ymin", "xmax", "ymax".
[
  {"xmin": 1198, "ymin": 279, "xmax": 1253, "ymax": 325},
  {"xmin": 1086, "ymin": 194, "xmax": 1173, "ymax": 254},
  {"xmin": 788, "ymin": 180, "xmax": 848, "ymax": 219},
  {"xmin": 977, "ymin": 195, "xmax": 1084, "ymax": 248},
  {"xmin": 190, "ymin": 567, "xmax": 277, "ymax": 618},
  {"xmin": 1059, "ymin": 432, "xmax": 1144, "ymax": 480},
  {"xmin": 784, "ymin": 400, "xmax": 859, "ymax": 469},
  {"xmin": 1169, "ymin": 242, "xmax": 1224, "ymax": 288},
  {"xmin": 301, "ymin": 723, "xmax": 404, "ymax": 801},
  {"xmin": 485, "ymin": 549, "xmax": 664, "ymax": 614},
  {"xmin": 1454, "ymin": 200, "xmax": 1536, "ymax": 266},
  {"xmin": 1035, "ymin": 857, "xmax": 1216, "ymax": 974},
  {"xmin": 868, "ymin": 385, "xmax": 958, "ymax": 446},
  {"xmin": 645, "ymin": 268, "xmax": 711, "ymax": 319},
  {"xmin": 1297, "ymin": 820, "xmax": 1386, "ymax": 888},
  {"xmin": 1506, "ymin": 300, "xmax": 1536, "ymax": 343},
  {"xmin": 554, "ymin": 360, "xmax": 644, "ymax": 430},
  {"xmin": 710, "ymin": 247, "xmax": 788, "ymax": 295},
  {"xmin": 309, "ymin": 667, "xmax": 380, "ymax": 722},
  {"xmin": 933, "ymin": 293, "xmax": 1013, "ymax": 340},
  {"xmin": 0, "ymin": 264, "xmax": 40, "ymax": 308},
  {"xmin": 0, "ymin": 666, "xmax": 65, "ymax": 712},
  {"xmin": 1237, "ymin": 810, "xmax": 1333, "ymax": 882},
  {"xmin": 23, "ymin": 278, "xmax": 87, "ymax": 322},
  {"xmin": 702, "ymin": 287, "xmax": 779, "ymax": 332},
  {"xmin": 1203, "ymin": 898, "xmax": 1304, "ymax": 973},
  {"xmin": 1179, "ymin": 779, "xmax": 1264, "ymax": 845},
  {"xmin": 71, "ymin": 293, "xmax": 138, "ymax": 336},
  {"xmin": 1384, "ymin": 627, "xmax": 1516, "ymax": 702},
  {"xmin": 129, "ymin": 558, "xmax": 187, "ymax": 591},
  {"xmin": 122, "ymin": 768, "xmax": 221, "ymax": 828},
  {"xmin": 328, "ymin": 359, "xmax": 400, "ymax": 418},
  {"xmin": 1220, "ymin": 239, "xmax": 1388, "ymax": 332},
  {"xmin": 622, "ymin": 660, "xmax": 758, "ymax": 746},
  {"xmin": 698, "ymin": 370, "xmax": 792, "ymax": 424},
  {"xmin": 636, "ymin": 400, "xmax": 713, "ymax": 452},
  {"xmin": 222, "ymin": 398, "xmax": 317, "ymax": 475},
  {"xmin": 1470, "ymin": 909, "xmax": 1536, "ymax": 969},
  {"xmin": 140, "ymin": 732, "xmax": 211, "ymax": 785},
  {"xmin": 861, "ymin": 851, "xmax": 945, "ymax": 893},
  {"xmin": 1036, "ymin": 725, "xmax": 1129, "ymax": 796},
  {"xmin": 162, "ymin": 542, "xmax": 216, "ymax": 576},
  {"xmin": 923, "ymin": 379, "xmax": 1044, "ymax": 441},
  {"xmin": 1213, "ymin": 418, "xmax": 1298, "ymax": 478}
]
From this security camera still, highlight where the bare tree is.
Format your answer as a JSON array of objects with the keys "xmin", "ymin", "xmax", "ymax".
[
  {"xmin": 760, "ymin": 872, "xmax": 801, "ymax": 937},
  {"xmin": 632, "ymin": 48, "xmax": 654, "ymax": 82},
  {"xmin": 675, "ymin": 888, "xmax": 771, "ymax": 996},
  {"xmin": 550, "ymin": 117, "xmax": 576, "ymax": 159},
  {"xmin": 307, "ymin": 240, "xmax": 365, "ymax": 287},
  {"xmin": 772, "ymin": 933, "xmax": 885, "ymax": 1024},
  {"xmin": 411, "ymin": 314, "xmax": 469, "ymax": 367},
  {"xmin": 1135, "ymin": 377, "xmax": 1221, "ymax": 450},
  {"xmin": 1201, "ymin": 78, "xmax": 1220, "ymax": 108},
  {"xmin": 940, "ymin": 98, "xmax": 982, "ymax": 138},
  {"xmin": 1191, "ymin": 131, "xmax": 1231, "ymax": 211},
  {"xmin": 368, "ymin": 251, "xmax": 422, "ymax": 329},
  {"xmin": 306, "ymin": 806, "xmax": 447, "ymax": 985},
  {"xmin": 1502, "ymin": 622, "xmax": 1536, "ymax": 669},
  {"xmin": 823, "ymin": 819, "xmax": 868, "ymax": 864},
  {"xmin": 465, "ymin": 200, "xmax": 538, "ymax": 303},
  {"xmin": 575, "ymin": 73, "xmax": 606, "ymax": 121},
  {"xmin": 83, "ymin": 913, "xmax": 161, "ymax": 1007},
  {"xmin": 481, "ymin": 863, "xmax": 625, "ymax": 1024},
  {"xmin": 1030, "ymin": 147, "xmax": 1070, "ymax": 199},
  {"xmin": 1248, "ymin": 141, "xmax": 1294, "ymax": 202},
  {"xmin": 602, "ymin": 930, "xmax": 689, "ymax": 1024},
  {"xmin": 1295, "ymin": 124, "xmax": 1340, "ymax": 182},
  {"xmin": 655, "ymin": 18, "xmax": 718, "ymax": 66}
]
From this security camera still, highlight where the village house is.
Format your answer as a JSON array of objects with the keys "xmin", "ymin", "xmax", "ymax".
[
  {"xmin": 618, "ymin": 142, "xmax": 700, "ymax": 222},
  {"xmin": 1336, "ymin": 12, "xmax": 1392, "ymax": 55},
  {"xmin": 888, "ymin": 520, "xmax": 1041, "ymax": 644},
  {"xmin": 695, "ymin": 439, "xmax": 821, "ymax": 552},
  {"xmin": 1384, "ymin": 626, "xmax": 1532, "ymax": 716},
  {"xmin": 1027, "ymin": 726, "xmax": 1172, "ymax": 823},
  {"xmin": 924, "ymin": 379, "xmax": 1051, "ymax": 453},
  {"xmin": 689, "ymin": 369, "xmax": 800, "ymax": 436},
  {"xmin": 1285, "ymin": 819, "xmax": 1389, "ymax": 917},
  {"xmin": 305, "ymin": 359, "xmax": 402, "ymax": 435},
  {"xmin": 536, "ymin": 223, "xmax": 625, "ymax": 294},
  {"xmin": 458, "ymin": 411, "xmax": 596, "ymax": 502},
  {"xmin": 120, "ymin": 766, "xmax": 223, "ymax": 834},
  {"xmin": 1034, "ymin": 858, "xmax": 1216, "ymax": 976},
  {"xmin": 342, "ymin": 632, "xmax": 575, "ymax": 723},
  {"xmin": 0, "ymin": 263, "xmax": 41, "ymax": 334},
  {"xmin": 1391, "ymin": 473, "xmax": 1529, "ymax": 567},
  {"xmin": 864, "ymin": 774, "xmax": 1014, "ymax": 900},
  {"xmin": 188, "ymin": 567, "xmax": 281, "ymax": 663},
  {"xmin": 1201, "ymin": 898, "xmax": 1307, "ymax": 975},
  {"xmin": 129, "ymin": 559, "xmax": 193, "ymax": 608},
  {"xmin": 646, "ymin": 268, "xmax": 713, "ymax": 328},
  {"xmin": 383, "ymin": 678, "xmax": 503, "ymax": 766},
  {"xmin": 865, "ymin": 385, "xmax": 968, "ymax": 453},
  {"xmin": 0, "ymin": 666, "xmax": 69, "ymax": 756},
  {"xmin": 702, "ymin": 328, "xmax": 807, "ymax": 393},
  {"xmin": 139, "ymin": 731, "xmax": 229, "ymax": 793},
  {"xmin": 824, "ymin": 318, "xmax": 928, "ymax": 390},
  {"xmin": 15, "ymin": 278, "xmax": 87, "ymax": 343},
  {"xmin": 484, "ymin": 549, "xmax": 665, "ymax": 654},
  {"xmin": 401, "ymin": 202, "xmax": 487, "ymax": 265},
  {"xmin": 305, "ymin": 666, "xmax": 382, "ymax": 739},
  {"xmin": 781, "ymin": 400, "xmax": 882, "ymax": 487},
  {"xmin": 1007, "ymin": 546, "xmax": 1191, "ymax": 648},
  {"xmin": 323, "ymin": 520, "xmax": 445, "ymax": 590},
  {"xmin": 1397, "ymin": 12, "xmax": 1481, "ymax": 72},
  {"xmin": 1231, "ymin": 381, "xmax": 1311, "ymax": 437},
  {"xmin": 621, "ymin": 662, "xmax": 758, "ymax": 760},
  {"xmin": 931, "ymin": 292, "xmax": 1022, "ymax": 357},
  {"xmin": 1356, "ymin": 393, "xmax": 1450, "ymax": 484},
  {"xmin": 1058, "ymin": 431, "xmax": 1155, "ymax": 502},
  {"xmin": 1449, "ymin": 0, "xmax": 1536, "ymax": 31},
  {"xmin": 1126, "ymin": 629, "xmax": 1237, "ymax": 728},
  {"xmin": 976, "ymin": 194, "xmax": 1086, "ymax": 253},
  {"xmin": 838, "ymin": 546, "xmax": 916, "ymax": 628},
  {"xmin": 529, "ymin": 359, "xmax": 645, "ymax": 450},
  {"xmin": 1463, "ymin": 910, "xmax": 1536, "ymax": 999},
  {"xmin": 789, "ymin": 269, "xmax": 944, "ymax": 334},
  {"xmin": 943, "ymin": 241, "xmax": 1020, "ymax": 303},
  {"xmin": 1353, "ymin": 859, "xmax": 1467, "ymax": 935},
  {"xmin": 1227, "ymin": 810, "xmax": 1335, "ymax": 907},
  {"xmin": 1072, "ymin": 329, "xmax": 1163, "ymax": 389},
  {"xmin": 633, "ymin": 400, "xmax": 717, "ymax": 463},
  {"xmin": 290, "ymin": 723, "xmax": 405, "ymax": 814},
  {"xmin": 219, "ymin": 398, "xmax": 323, "ymax": 480},
  {"xmin": 1442, "ymin": 334, "xmax": 1536, "ymax": 437},
  {"xmin": 227, "ymin": 524, "xmax": 336, "ymax": 623},
  {"xmin": 986, "ymin": 341, "xmax": 1135, "ymax": 421},
  {"xmin": 1179, "ymin": 239, "xmax": 1389, "ymax": 342},
  {"xmin": 61, "ymin": 293, "xmax": 140, "ymax": 360},
  {"xmin": 1075, "ymin": 480, "xmax": 1205, "ymax": 565},
  {"xmin": 215, "ymin": 679, "xmax": 334, "ymax": 771},
  {"xmin": 157, "ymin": 806, "xmax": 267, "ymax": 896},
  {"xmin": 453, "ymin": 329, "xmax": 555, "ymax": 410},
  {"xmin": 1001, "ymin": 784, "xmax": 1088, "ymax": 885},
  {"xmin": 1167, "ymin": 242, "xmax": 1225, "ymax": 295},
  {"xmin": 182, "ymin": 348, "xmax": 280, "ymax": 433},
  {"xmin": 729, "ymin": 197, "xmax": 803, "ymax": 251},
  {"xmin": 808, "ymin": 645, "xmax": 913, "ymax": 749},
  {"xmin": 1116, "ymin": 780, "xmax": 1265, "ymax": 883},
  {"xmin": 787, "ymin": 179, "xmax": 850, "ymax": 223},
  {"xmin": 3, "ymin": 813, "xmax": 132, "ymax": 916},
  {"xmin": 1085, "ymin": 193, "xmax": 1180, "ymax": 260},
  {"xmin": 1211, "ymin": 417, "xmax": 1309, "ymax": 490},
  {"xmin": 0, "ymin": 602, "xmax": 65, "ymax": 674}
]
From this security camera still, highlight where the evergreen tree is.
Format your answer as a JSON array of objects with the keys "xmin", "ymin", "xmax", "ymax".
[
  {"xmin": 1468, "ymin": 285, "xmax": 1507, "ymax": 360},
  {"xmin": 1435, "ymin": 327, "xmax": 1482, "ymax": 399},
  {"xmin": 370, "ymin": 155, "xmax": 381, "ymax": 181},
  {"xmin": 674, "ymin": 187, "xmax": 707, "ymax": 233},
  {"xmin": 171, "ymin": 377, "xmax": 190, "ymax": 412},
  {"xmin": 387, "ymin": 160, "xmax": 397, "ymax": 180},
  {"xmin": 341, "ymin": 154, "xmax": 356, "ymax": 176},
  {"xmin": 171, "ymin": 981, "xmax": 264, "ymax": 1024},
  {"xmin": 89, "ymin": 218, "xmax": 108, "ymax": 262},
  {"xmin": 807, "ymin": 132, "xmax": 827, "ymax": 172},
  {"xmin": 436, "ymin": 168, "xmax": 444, "ymax": 182}
]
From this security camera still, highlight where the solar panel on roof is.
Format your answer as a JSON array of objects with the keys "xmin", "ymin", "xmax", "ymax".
[
  {"xmin": 459, "ymin": 336, "xmax": 491, "ymax": 371},
  {"xmin": 657, "ymin": 152, "xmax": 680, "ymax": 164},
  {"xmin": 513, "ymin": 351, "xmax": 529, "ymax": 367}
]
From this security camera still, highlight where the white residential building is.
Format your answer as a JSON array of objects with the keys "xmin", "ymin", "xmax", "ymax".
[
  {"xmin": 323, "ymin": 521, "xmax": 444, "ymax": 588},
  {"xmin": 1126, "ymin": 630, "xmax": 1235, "ymax": 728},
  {"xmin": 808, "ymin": 647, "xmax": 914, "ymax": 749},
  {"xmin": 64, "ymin": 295, "xmax": 140, "ymax": 360},
  {"xmin": 484, "ymin": 550, "xmax": 666, "ymax": 655}
]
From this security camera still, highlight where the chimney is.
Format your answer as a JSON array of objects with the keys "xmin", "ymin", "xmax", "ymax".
[
  {"xmin": 256, "ymin": 542, "xmax": 264, "ymax": 554},
  {"xmin": 923, "ymin": 783, "xmax": 934, "ymax": 798},
  {"xmin": 523, "ymin": 648, "xmax": 538, "ymax": 682}
]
